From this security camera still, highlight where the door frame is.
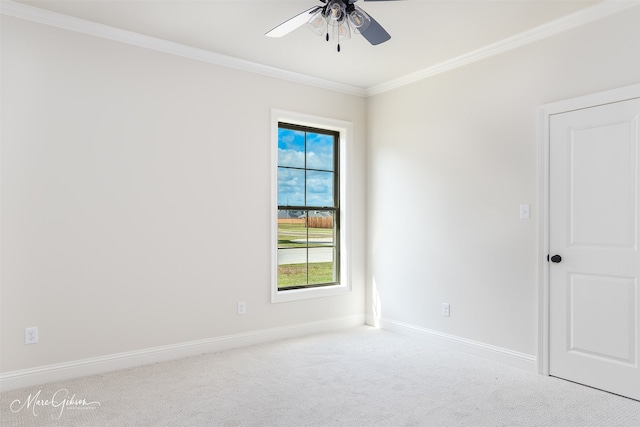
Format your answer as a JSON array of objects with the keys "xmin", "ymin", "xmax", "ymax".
[{"xmin": 536, "ymin": 83, "xmax": 640, "ymax": 376}]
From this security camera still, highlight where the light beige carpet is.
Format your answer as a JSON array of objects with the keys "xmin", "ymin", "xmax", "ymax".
[{"xmin": 1, "ymin": 326, "xmax": 639, "ymax": 426}]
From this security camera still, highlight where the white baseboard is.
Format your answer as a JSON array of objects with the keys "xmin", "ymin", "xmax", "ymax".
[
  {"xmin": 367, "ymin": 315, "xmax": 537, "ymax": 372},
  {"xmin": 0, "ymin": 315, "xmax": 365, "ymax": 392}
]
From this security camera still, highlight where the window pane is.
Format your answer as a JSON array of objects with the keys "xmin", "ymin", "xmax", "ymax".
[
  {"xmin": 307, "ymin": 211, "xmax": 334, "ymax": 247},
  {"xmin": 308, "ymin": 247, "xmax": 336, "ymax": 285},
  {"xmin": 278, "ymin": 167, "xmax": 305, "ymax": 206},
  {"xmin": 278, "ymin": 128, "xmax": 305, "ymax": 168},
  {"xmin": 276, "ymin": 123, "xmax": 340, "ymax": 293},
  {"xmin": 278, "ymin": 210, "xmax": 307, "ymax": 249},
  {"xmin": 306, "ymin": 133, "xmax": 334, "ymax": 171},
  {"xmin": 306, "ymin": 170, "xmax": 334, "ymax": 207},
  {"xmin": 277, "ymin": 248, "xmax": 307, "ymax": 289}
]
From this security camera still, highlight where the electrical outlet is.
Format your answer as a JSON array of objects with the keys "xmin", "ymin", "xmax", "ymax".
[
  {"xmin": 25, "ymin": 327, "xmax": 38, "ymax": 344},
  {"xmin": 442, "ymin": 303, "xmax": 450, "ymax": 317},
  {"xmin": 237, "ymin": 301, "xmax": 246, "ymax": 315}
]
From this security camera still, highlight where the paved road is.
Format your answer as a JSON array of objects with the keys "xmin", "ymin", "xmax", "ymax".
[{"xmin": 278, "ymin": 248, "xmax": 334, "ymax": 265}]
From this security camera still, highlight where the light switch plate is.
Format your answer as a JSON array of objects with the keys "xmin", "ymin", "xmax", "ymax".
[{"xmin": 519, "ymin": 204, "xmax": 530, "ymax": 219}]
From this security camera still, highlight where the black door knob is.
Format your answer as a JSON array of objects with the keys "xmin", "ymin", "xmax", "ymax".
[{"xmin": 550, "ymin": 255, "xmax": 562, "ymax": 263}]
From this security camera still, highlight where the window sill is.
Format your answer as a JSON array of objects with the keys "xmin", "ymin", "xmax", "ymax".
[{"xmin": 271, "ymin": 282, "xmax": 351, "ymax": 303}]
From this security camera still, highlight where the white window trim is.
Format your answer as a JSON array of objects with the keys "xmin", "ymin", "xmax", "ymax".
[{"xmin": 271, "ymin": 109, "xmax": 353, "ymax": 303}]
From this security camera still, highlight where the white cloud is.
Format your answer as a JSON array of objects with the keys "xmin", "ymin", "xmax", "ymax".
[{"xmin": 278, "ymin": 148, "xmax": 305, "ymax": 168}]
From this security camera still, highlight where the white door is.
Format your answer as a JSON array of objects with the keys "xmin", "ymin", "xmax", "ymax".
[{"xmin": 549, "ymin": 97, "xmax": 640, "ymax": 400}]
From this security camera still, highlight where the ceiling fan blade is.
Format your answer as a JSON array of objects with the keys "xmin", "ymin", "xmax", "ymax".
[
  {"xmin": 359, "ymin": 14, "xmax": 391, "ymax": 45},
  {"xmin": 265, "ymin": 6, "xmax": 322, "ymax": 38}
]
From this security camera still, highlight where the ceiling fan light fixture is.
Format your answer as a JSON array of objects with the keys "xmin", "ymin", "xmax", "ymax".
[
  {"xmin": 266, "ymin": 0, "xmax": 391, "ymax": 51},
  {"xmin": 307, "ymin": 9, "xmax": 327, "ymax": 36},
  {"xmin": 348, "ymin": 6, "xmax": 371, "ymax": 33},
  {"xmin": 333, "ymin": 20, "xmax": 351, "ymax": 40},
  {"xmin": 326, "ymin": 0, "xmax": 346, "ymax": 27}
]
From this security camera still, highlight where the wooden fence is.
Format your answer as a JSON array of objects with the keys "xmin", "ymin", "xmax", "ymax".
[
  {"xmin": 277, "ymin": 218, "xmax": 306, "ymax": 225},
  {"xmin": 278, "ymin": 217, "xmax": 334, "ymax": 229},
  {"xmin": 308, "ymin": 217, "xmax": 333, "ymax": 229}
]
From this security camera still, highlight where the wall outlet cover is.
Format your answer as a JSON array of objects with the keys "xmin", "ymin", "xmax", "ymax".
[
  {"xmin": 442, "ymin": 303, "xmax": 450, "ymax": 317},
  {"xmin": 25, "ymin": 327, "xmax": 38, "ymax": 344},
  {"xmin": 237, "ymin": 301, "xmax": 246, "ymax": 315}
]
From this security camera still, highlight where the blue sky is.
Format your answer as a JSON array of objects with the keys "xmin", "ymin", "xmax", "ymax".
[{"xmin": 278, "ymin": 128, "xmax": 335, "ymax": 207}]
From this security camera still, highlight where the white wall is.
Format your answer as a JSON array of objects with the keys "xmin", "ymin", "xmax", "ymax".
[
  {"xmin": 3, "ymin": 4, "xmax": 639, "ymax": 383},
  {"xmin": 367, "ymin": 7, "xmax": 640, "ymax": 357},
  {"xmin": 0, "ymin": 16, "xmax": 366, "ymax": 374}
]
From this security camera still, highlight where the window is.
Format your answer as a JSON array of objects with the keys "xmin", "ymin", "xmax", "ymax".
[
  {"xmin": 277, "ymin": 123, "xmax": 339, "ymax": 290},
  {"xmin": 271, "ymin": 111, "xmax": 351, "ymax": 303}
]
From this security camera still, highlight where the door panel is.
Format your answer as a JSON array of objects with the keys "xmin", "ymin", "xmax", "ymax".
[
  {"xmin": 569, "ymin": 121, "xmax": 637, "ymax": 248},
  {"xmin": 568, "ymin": 273, "xmax": 636, "ymax": 364},
  {"xmin": 549, "ymin": 97, "xmax": 640, "ymax": 400}
]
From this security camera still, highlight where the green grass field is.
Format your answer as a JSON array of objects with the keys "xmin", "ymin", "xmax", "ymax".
[
  {"xmin": 277, "ymin": 223, "xmax": 333, "ymax": 248},
  {"xmin": 278, "ymin": 262, "xmax": 335, "ymax": 289},
  {"xmin": 277, "ymin": 223, "xmax": 336, "ymax": 288}
]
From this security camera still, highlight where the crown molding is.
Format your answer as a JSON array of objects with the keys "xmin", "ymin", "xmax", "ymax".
[
  {"xmin": 366, "ymin": 1, "xmax": 640, "ymax": 96},
  {"xmin": 2, "ymin": 0, "xmax": 637, "ymax": 98},
  {"xmin": 0, "ymin": 0, "xmax": 368, "ymax": 97}
]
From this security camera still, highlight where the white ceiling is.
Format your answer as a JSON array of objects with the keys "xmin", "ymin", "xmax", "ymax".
[{"xmin": 12, "ymin": 0, "xmax": 602, "ymax": 90}]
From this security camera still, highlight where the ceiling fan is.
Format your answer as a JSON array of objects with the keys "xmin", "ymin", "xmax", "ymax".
[{"xmin": 265, "ymin": 0, "xmax": 396, "ymax": 52}]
